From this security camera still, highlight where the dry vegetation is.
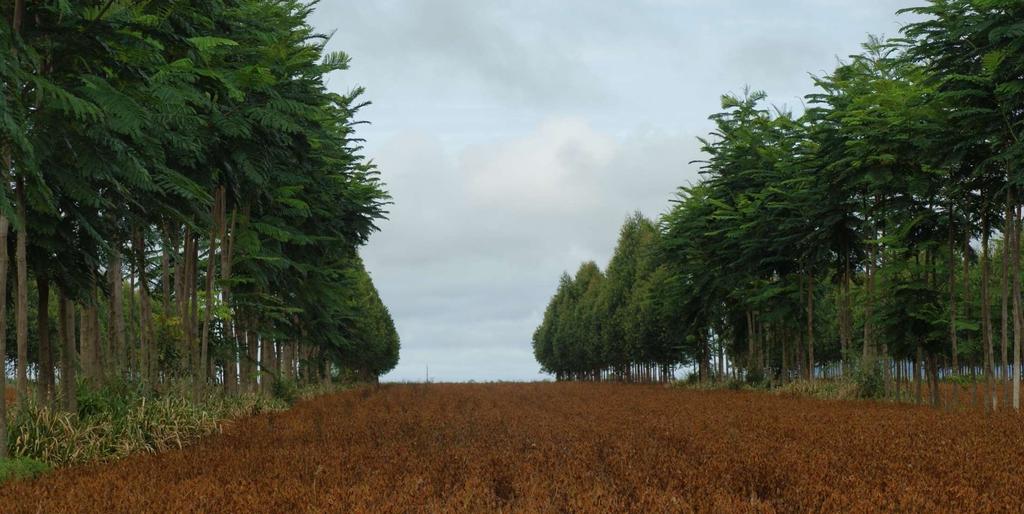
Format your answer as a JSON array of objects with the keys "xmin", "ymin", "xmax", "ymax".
[
  {"xmin": 2, "ymin": 383, "xmax": 1024, "ymax": 513},
  {"xmin": 3, "ymin": 386, "xmax": 12, "ymax": 407}
]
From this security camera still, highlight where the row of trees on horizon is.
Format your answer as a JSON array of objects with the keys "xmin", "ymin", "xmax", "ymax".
[
  {"xmin": 0, "ymin": 0, "xmax": 400, "ymax": 460},
  {"xmin": 533, "ymin": 0, "xmax": 1024, "ymax": 410}
]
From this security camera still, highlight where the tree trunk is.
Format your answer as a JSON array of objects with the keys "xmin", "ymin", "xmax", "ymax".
[
  {"xmin": 190, "ymin": 234, "xmax": 200, "ymax": 382},
  {"xmin": 927, "ymin": 352, "xmax": 940, "ymax": 408},
  {"xmin": 1002, "ymin": 196, "xmax": 1012, "ymax": 407},
  {"xmin": 806, "ymin": 272, "xmax": 815, "ymax": 382},
  {"xmin": 37, "ymin": 275, "xmax": 54, "ymax": 407},
  {"xmin": 14, "ymin": 177, "xmax": 28, "ymax": 404},
  {"xmin": 864, "ymin": 228, "xmax": 876, "ymax": 362},
  {"xmin": 109, "ymin": 249, "xmax": 126, "ymax": 378},
  {"xmin": 260, "ymin": 335, "xmax": 273, "ymax": 394},
  {"xmin": 60, "ymin": 293, "xmax": 77, "ymax": 414},
  {"xmin": 948, "ymin": 207, "xmax": 958, "ymax": 408},
  {"xmin": 914, "ymin": 344, "xmax": 923, "ymax": 405},
  {"xmin": 89, "ymin": 288, "xmax": 102, "ymax": 381},
  {"xmin": 134, "ymin": 228, "xmax": 154, "ymax": 386},
  {"xmin": 79, "ymin": 303, "xmax": 93, "ymax": 382},
  {"xmin": 1013, "ymin": 202, "xmax": 1022, "ymax": 410},
  {"xmin": 982, "ymin": 214, "xmax": 995, "ymax": 411},
  {"xmin": 960, "ymin": 226, "xmax": 972, "ymax": 410},
  {"xmin": 161, "ymin": 233, "xmax": 171, "ymax": 316},
  {"xmin": 200, "ymin": 191, "xmax": 222, "ymax": 392},
  {"xmin": 0, "ymin": 214, "xmax": 9, "ymax": 459}
]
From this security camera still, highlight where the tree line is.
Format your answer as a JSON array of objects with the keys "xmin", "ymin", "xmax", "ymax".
[
  {"xmin": 533, "ymin": 0, "xmax": 1024, "ymax": 411},
  {"xmin": 0, "ymin": 0, "xmax": 400, "ymax": 460}
]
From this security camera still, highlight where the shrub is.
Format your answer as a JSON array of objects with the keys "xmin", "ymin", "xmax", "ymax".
[
  {"xmin": 0, "ymin": 457, "xmax": 50, "ymax": 484},
  {"xmin": 773, "ymin": 379, "xmax": 859, "ymax": 401},
  {"xmin": 852, "ymin": 360, "xmax": 886, "ymax": 400},
  {"xmin": 271, "ymin": 377, "xmax": 300, "ymax": 406}
]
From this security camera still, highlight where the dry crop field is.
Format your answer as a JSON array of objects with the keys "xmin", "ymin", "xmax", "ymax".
[{"xmin": 3, "ymin": 383, "xmax": 1024, "ymax": 513}]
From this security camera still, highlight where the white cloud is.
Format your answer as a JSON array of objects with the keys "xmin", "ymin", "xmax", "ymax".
[{"xmin": 309, "ymin": 0, "xmax": 924, "ymax": 381}]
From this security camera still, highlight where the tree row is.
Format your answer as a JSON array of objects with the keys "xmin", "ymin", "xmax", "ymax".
[
  {"xmin": 0, "ymin": 0, "xmax": 400, "ymax": 460},
  {"xmin": 534, "ymin": 0, "xmax": 1024, "ymax": 411}
]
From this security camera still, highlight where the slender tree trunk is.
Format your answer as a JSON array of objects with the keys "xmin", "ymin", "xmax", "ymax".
[
  {"xmin": 200, "ymin": 192, "xmax": 222, "ymax": 391},
  {"xmin": 161, "ymin": 233, "xmax": 171, "ymax": 316},
  {"xmin": 14, "ymin": 178, "xmax": 28, "ymax": 404},
  {"xmin": 982, "ymin": 214, "xmax": 995, "ymax": 411},
  {"xmin": 88, "ymin": 290, "xmax": 101, "ymax": 382},
  {"xmin": 189, "ymin": 234, "xmax": 200, "ymax": 382},
  {"xmin": 948, "ymin": 207, "xmax": 958, "ymax": 408},
  {"xmin": 260, "ymin": 334, "xmax": 273, "ymax": 394},
  {"xmin": 181, "ymin": 231, "xmax": 193, "ymax": 373},
  {"xmin": 134, "ymin": 228, "xmax": 154, "ymax": 386},
  {"xmin": 915, "ymin": 344, "xmax": 923, "ymax": 405},
  {"xmin": 0, "ymin": 214, "xmax": 9, "ymax": 459},
  {"xmin": 927, "ymin": 352, "xmax": 940, "ymax": 408},
  {"xmin": 60, "ymin": 294, "xmax": 77, "ymax": 414},
  {"xmin": 109, "ymin": 249, "xmax": 126, "ymax": 378},
  {"xmin": 1013, "ymin": 202, "xmax": 1022, "ymax": 410},
  {"xmin": 1002, "ymin": 196, "xmax": 1012, "ymax": 406},
  {"xmin": 79, "ymin": 303, "xmax": 93, "ymax": 383},
  {"xmin": 865, "ymin": 226, "xmax": 877, "ymax": 362},
  {"xmin": 127, "ymin": 265, "xmax": 137, "ymax": 378},
  {"xmin": 37, "ymin": 275, "xmax": 54, "ymax": 407},
  {"xmin": 806, "ymin": 271, "xmax": 815, "ymax": 383},
  {"xmin": 960, "ymin": 227, "xmax": 972, "ymax": 410},
  {"xmin": 219, "ymin": 192, "xmax": 238, "ymax": 394}
]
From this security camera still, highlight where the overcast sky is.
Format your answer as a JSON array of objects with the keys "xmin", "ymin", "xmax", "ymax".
[{"xmin": 309, "ymin": 1, "xmax": 921, "ymax": 382}]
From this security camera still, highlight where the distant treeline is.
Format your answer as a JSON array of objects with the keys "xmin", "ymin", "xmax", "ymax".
[{"xmin": 533, "ymin": 1, "xmax": 1024, "ymax": 411}]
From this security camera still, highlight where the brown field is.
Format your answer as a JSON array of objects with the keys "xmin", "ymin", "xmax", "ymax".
[{"xmin": 2, "ymin": 383, "xmax": 1024, "ymax": 513}]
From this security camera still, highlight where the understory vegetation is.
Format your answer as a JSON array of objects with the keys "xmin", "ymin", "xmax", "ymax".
[
  {"xmin": 533, "ymin": 0, "xmax": 1024, "ymax": 412},
  {"xmin": 0, "ymin": 0, "xmax": 401, "ymax": 467},
  {"xmin": 2, "ymin": 377, "xmax": 345, "ymax": 478}
]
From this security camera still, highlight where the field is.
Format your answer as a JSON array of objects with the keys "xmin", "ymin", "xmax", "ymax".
[{"xmin": 2, "ymin": 383, "xmax": 1024, "ymax": 513}]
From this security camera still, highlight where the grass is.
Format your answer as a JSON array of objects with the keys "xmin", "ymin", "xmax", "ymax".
[
  {"xmin": 3, "ymin": 378, "xmax": 351, "ymax": 483},
  {"xmin": 0, "ymin": 457, "xmax": 50, "ymax": 485}
]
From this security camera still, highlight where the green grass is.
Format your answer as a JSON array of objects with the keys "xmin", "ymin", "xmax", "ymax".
[
  {"xmin": 0, "ymin": 457, "xmax": 51, "ymax": 485},
  {"xmin": 6, "ymin": 378, "xmax": 351, "ymax": 471}
]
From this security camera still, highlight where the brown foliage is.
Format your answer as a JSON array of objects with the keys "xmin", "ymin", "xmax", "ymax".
[
  {"xmin": 2, "ymin": 383, "xmax": 1023, "ymax": 513},
  {"xmin": 3, "ymin": 385, "xmax": 12, "ymax": 406}
]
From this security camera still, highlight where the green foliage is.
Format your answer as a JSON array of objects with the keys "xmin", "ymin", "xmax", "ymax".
[
  {"xmin": 852, "ymin": 360, "xmax": 886, "ymax": 400},
  {"xmin": 0, "ymin": 457, "xmax": 50, "ymax": 484},
  {"xmin": 8, "ymin": 380, "xmax": 290, "ymax": 467},
  {"xmin": 534, "ymin": 1, "xmax": 1024, "ymax": 394},
  {"xmin": 533, "ymin": 213, "xmax": 681, "ymax": 380},
  {"xmin": 271, "ymin": 377, "xmax": 300, "ymax": 406}
]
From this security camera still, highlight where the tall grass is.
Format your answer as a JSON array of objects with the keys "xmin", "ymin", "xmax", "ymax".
[{"xmin": 6, "ymin": 379, "xmax": 297, "ymax": 468}]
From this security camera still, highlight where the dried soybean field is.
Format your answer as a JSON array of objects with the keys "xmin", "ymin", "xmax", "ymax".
[{"xmin": 3, "ymin": 383, "xmax": 1024, "ymax": 513}]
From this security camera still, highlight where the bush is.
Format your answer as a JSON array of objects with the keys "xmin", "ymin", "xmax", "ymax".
[
  {"xmin": 727, "ymin": 379, "xmax": 747, "ymax": 391},
  {"xmin": 6, "ymin": 378, "xmax": 342, "ymax": 471},
  {"xmin": 852, "ymin": 360, "xmax": 886, "ymax": 400},
  {"xmin": 0, "ymin": 457, "xmax": 50, "ymax": 484},
  {"xmin": 773, "ymin": 379, "xmax": 859, "ymax": 401},
  {"xmin": 271, "ymin": 377, "xmax": 300, "ymax": 406},
  {"xmin": 9, "ymin": 396, "xmax": 221, "ymax": 466}
]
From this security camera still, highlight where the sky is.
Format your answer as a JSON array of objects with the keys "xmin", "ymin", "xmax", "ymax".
[{"xmin": 308, "ymin": 0, "xmax": 922, "ymax": 382}]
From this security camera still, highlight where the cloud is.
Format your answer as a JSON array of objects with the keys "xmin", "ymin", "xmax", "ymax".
[
  {"xmin": 308, "ymin": 0, "xmax": 925, "ymax": 382},
  {"xmin": 362, "ymin": 117, "xmax": 699, "ymax": 381}
]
